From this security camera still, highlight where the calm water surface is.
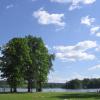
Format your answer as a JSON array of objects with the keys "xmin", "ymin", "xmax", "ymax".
[{"xmin": 0, "ymin": 88, "xmax": 100, "ymax": 93}]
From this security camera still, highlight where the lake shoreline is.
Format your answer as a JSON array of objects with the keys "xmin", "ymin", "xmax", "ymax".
[{"xmin": 0, "ymin": 88, "xmax": 100, "ymax": 93}]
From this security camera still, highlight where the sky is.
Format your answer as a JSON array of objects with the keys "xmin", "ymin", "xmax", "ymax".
[{"xmin": 0, "ymin": 0, "xmax": 100, "ymax": 83}]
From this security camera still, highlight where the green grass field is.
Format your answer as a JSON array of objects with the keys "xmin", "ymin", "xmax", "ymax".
[{"xmin": 0, "ymin": 92, "xmax": 100, "ymax": 100}]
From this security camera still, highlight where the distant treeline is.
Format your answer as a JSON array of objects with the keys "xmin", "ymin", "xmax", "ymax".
[
  {"xmin": 43, "ymin": 83, "xmax": 65, "ymax": 88},
  {"xmin": 66, "ymin": 78, "xmax": 100, "ymax": 89},
  {"xmin": 0, "ymin": 80, "xmax": 8, "ymax": 88}
]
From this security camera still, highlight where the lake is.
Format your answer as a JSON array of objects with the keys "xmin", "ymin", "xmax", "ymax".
[{"xmin": 0, "ymin": 88, "xmax": 100, "ymax": 93}]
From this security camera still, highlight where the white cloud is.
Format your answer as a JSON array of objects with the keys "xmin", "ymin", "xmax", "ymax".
[
  {"xmin": 50, "ymin": 0, "xmax": 96, "ymax": 4},
  {"xmin": 90, "ymin": 26, "xmax": 100, "ymax": 37},
  {"xmin": 53, "ymin": 40, "xmax": 97, "ymax": 62},
  {"xmin": 81, "ymin": 16, "xmax": 100, "ymax": 37},
  {"xmin": 83, "ymin": 0, "xmax": 96, "ymax": 4},
  {"xmin": 33, "ymin": 8, "xmax": 65, "ymax": 27},
  {"xmin": 88, "ymin": 64, "xmax": 100, "ymax": 71},
  {"xmin": 50, "ymin": 0, "xmax": 96, "ymax": 10},
  {"xmin": 96, "ymin": 32, "xmax": 100, "ymax": 37},
  {"xmin": 90, "ymin": 26, "xmax": 100, "ymax": 34},
  {"xmin": 81, "ymin": 16, "xmax": 95, "ymax": 26},
  {"xmin": 6, "ymin": 4, "xmax": 14, "ymax": 9},
  {"xmin": 69, "ymin": 0, "xmax": 95, "ymax": 10},
  {"xmin": 95, "ymin": 46, "xmax": 100, "ymax": 51}
]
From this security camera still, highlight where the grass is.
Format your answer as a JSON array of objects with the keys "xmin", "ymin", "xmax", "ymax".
[{"xmin": 0, "ymin": 92, "xmax": 100, "ymax": 100}]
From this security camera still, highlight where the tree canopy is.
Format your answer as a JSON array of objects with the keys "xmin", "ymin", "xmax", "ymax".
[{"xmin": 0, "ymin": 35, "xmax": 55, "ymax": 92}]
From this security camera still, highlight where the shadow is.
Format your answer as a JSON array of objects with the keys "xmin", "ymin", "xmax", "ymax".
[
  {"xmin": 0, "ymin": 92, "xmax": 33, "ymax": 94},
  {"xmin": 52, "ymin": 92, "xmax": 100, "ymax": 99}
]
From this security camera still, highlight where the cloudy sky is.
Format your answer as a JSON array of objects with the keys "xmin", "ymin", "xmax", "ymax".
[{"xmin": 0, "ymin": 0, "xmax": 100, "ymax": 83}]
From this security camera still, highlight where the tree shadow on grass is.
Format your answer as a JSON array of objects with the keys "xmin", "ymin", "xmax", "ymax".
[
  {"xmin": 52, "ymin": 93, "xmax": 100, "ymax": 99},
  {"xmin": 0, "ymin": 92, "xmax": 33, "ymax": 94}
]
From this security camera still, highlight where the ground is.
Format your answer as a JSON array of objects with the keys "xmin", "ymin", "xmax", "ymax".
[{"xmin": 0, "ymin": 92, "xmax": 100, "ymax": 100}]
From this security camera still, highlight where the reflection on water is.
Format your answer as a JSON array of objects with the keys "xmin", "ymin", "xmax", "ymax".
[{"xmin": 0, "ymin": 88, "xmax": 100, "ymax": 93}]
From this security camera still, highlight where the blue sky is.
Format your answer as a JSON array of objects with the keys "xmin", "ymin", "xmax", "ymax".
[{"xmin": 0, "ymin": 0, "xmax": 100, "ymax": 83}]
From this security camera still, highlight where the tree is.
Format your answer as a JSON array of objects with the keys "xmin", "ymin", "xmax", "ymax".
[
  {"xmin": 0, "ymin": 35, "xmax": 55, "ymax": 93},
  {"xmin": 66, "ymin": 79, "xmax": 82, "ymax": 89},
  {"xmin": 0, "ymin": 38, "xmax": 31, "ymax": 92},
  {"xmin": 26, "ymin": 35, "xmax": 55, "ymax": 92},
  {"xmin": 82, "ymin": 78, "xmax": 90, "ymax": 89},
  {"xmin": 24, "ymin": 36, "xmax": 36, "ymax": 92}
]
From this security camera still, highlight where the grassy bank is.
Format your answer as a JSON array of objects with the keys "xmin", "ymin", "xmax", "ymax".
[{"xmin": 0, "ymin": 92, "xmax": 100, "ymax": 100}]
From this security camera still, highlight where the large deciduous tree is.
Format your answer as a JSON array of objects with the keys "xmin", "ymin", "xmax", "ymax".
[
  {"xmin": 24, "ymin": 36, "xmax": 37, "ymax": 92},
  {"xmin": 0, "ymin": 35, "xmax": 54, "ymax": 93},
  {"xmin": 0, "ymin": 38, "xmax": 31, "ymax": 92},
  {"xmin": 26, "ymin": 35, "xmax": 55, "ymax": 92}
]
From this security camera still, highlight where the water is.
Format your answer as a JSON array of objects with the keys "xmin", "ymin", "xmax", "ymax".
[{"xmin": 0, "ymin": 88, "xmax": 100, "ymax": 93}]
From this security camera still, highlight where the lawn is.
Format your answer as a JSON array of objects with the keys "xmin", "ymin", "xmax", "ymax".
[{"xmin": 0, "ymin": 92, "xmax": 100, "ymax": 100}]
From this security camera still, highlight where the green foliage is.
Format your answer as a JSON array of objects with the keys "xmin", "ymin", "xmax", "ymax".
[
  {"xmin": 0, "ymin": 38, "xmax": 31, "ymax": 92},
  {"xmin": 25, "ymin": 35, "xmax": 55, "ymax": 92},
  {"xmin": 66, "ymin": 79, "xmax": 82, "ymax": 89},
  {"xmin": 0, "ymin": 35, "xmax": 55, "ymax": 92}
]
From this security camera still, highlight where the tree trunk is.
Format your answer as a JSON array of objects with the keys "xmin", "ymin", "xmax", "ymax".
[
  {"xmin": 10, "ymin": 87, "xmax": 13, "ymax": 93},
  {"xmin": 28, "ymin": 79, "xmax": 32, "ymax": 92},
  {"xmin": 13, "ymin": 87, "xmax": 17, "ymax": 92},
  {"xmin": 36, "ymin": 81, "xmax": 42, "ymax": 92},
  {"xmin": 37, "ymin": 88, "xmax": 42, "ymax": 92},
  {"xmin": 28, "ymin": 81, "xmax": 31, "ymax": 92}
]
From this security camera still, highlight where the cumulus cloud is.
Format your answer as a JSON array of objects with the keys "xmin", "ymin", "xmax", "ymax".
[
  {"xmin": 81, "ymin": 16, "xmax": 95, "ymax": 26},
  {"xmin": 95, "ymin": 46, "xmax": 100, "ymax": 51},
  {"xmin": 69, "ymin": 0, "xmax": 96, "ymax": 11},
  {"xmin": 6, "ymin": 4, "xmax": 14, "ymax": 9},
  {"xmin": 81, "ymin": 15, "xmax": 100, "ymax": 37},
  {"xmin": 90, "ymin": 26, "xmax": 100, "ymax": 37},
  {"xmin": 33, "ymin": 8, "xmax": 65, "ymax": 27},
  {"xmin": 50, "ymin": 0, "xmax": 96, "ymax": 10},
  {"xmin": 88, "ymin": 64, "xmax": 100, "ymax": 71},
  {"xmin": 90, "ymin": 26, "xmax": 100, "ymax": 34},
  {"xmin": 53, "ymin": 40, "xmax": 97, "ymax": 62},
  {"xmin": 96, "ymin": 32, "xmax": 100, "ymax": 37}
]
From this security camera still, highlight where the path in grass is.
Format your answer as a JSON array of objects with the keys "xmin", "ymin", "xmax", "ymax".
[{"xmin": 0, "ymin": 92, "xmax": 100, "ymax": 100}]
